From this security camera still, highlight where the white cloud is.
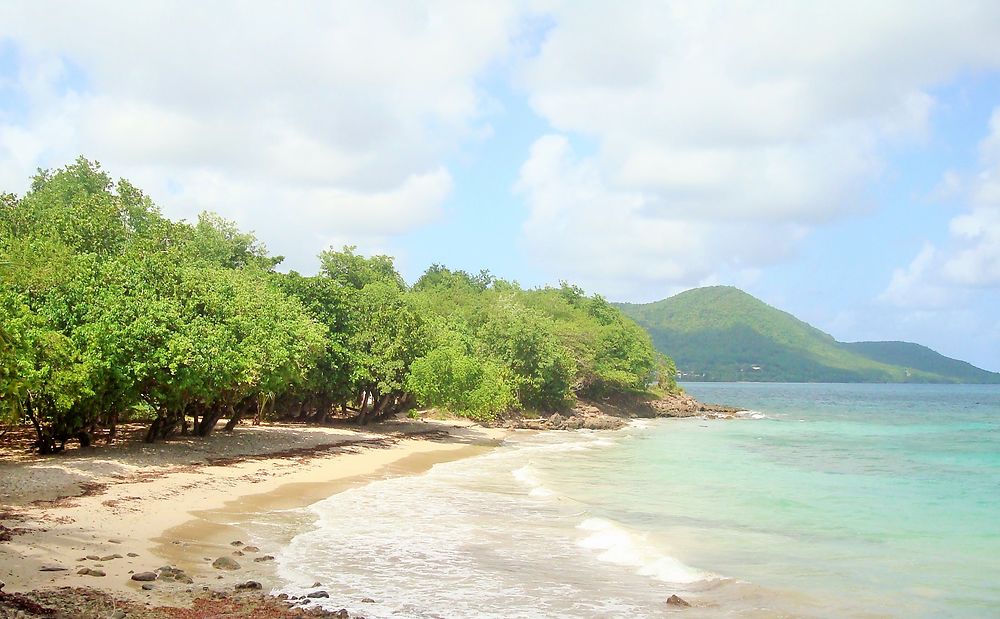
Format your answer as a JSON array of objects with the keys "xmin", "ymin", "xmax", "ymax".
[
  {"xmin": 515, "ymin": 1, "xmax": 1000, "ymax": 296},
  {"xmin": 0, "ymin": 1, "xmax": 522, "ymax": 270},
  {"xmin": 884, "ymin": 106, "xmax": 1000, "ymax": 306}
]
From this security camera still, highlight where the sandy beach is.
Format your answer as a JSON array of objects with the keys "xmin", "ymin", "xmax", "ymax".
[{"xmin": 0, "ymin": 418, "xmax": 506, "ymax": 616}]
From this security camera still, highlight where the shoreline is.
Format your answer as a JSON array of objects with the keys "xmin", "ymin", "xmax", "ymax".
[{"xmin": 0, "ymin": 418, "xmax": 507, "ymax": 615}]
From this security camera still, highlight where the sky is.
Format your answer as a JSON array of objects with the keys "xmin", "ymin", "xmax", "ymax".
[{"xmin": 2, "ymin": 1, "xmax": 1000, "ymax": 371}]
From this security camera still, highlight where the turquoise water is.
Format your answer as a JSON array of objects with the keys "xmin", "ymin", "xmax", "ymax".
[{"xmin": 275, "ymin": 383, "xmax": 1000, "ymax": 618}]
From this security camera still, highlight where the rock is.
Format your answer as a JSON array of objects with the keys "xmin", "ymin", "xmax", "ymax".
[
  {"xmin": 127, "ymin": 552, "xmax": 139, "ymax": 557},
  {"xmin": 306, "ymin": 590, "xmax": 329, "ymax": 599},
  {"xmin": 232, "ymin": 550, "xmax": 244, "ymax": 556},
  {"xmin": 0, "ymin": 579, "xmax": 5, "ymax": 591},
  {"xmin": 243, "ymin": 545, "xmax": 259, "ymax": 552},
  {"xmin": 666, "ymin": 594, "xmax": 691, "ymax": 607},
  {"xmin": 361, "ymin": 597, "xmax": 376, "ymax": 603},
  {"xmin": 311, "ymin": 581, "xmax": 322, "ymax": 587},
  {"xmin": 141, "ymin": 583, "xmax": 155, "ymax": 591},
  {"xmin": 212, "ymin": 556, "xmax": 241, "ymax": 570},
  {"xmin": 86, "ymin": 554, "xmax": 101, "ymax": 561},
  {"xmin": 108, "ymin": 538, "xmax": 122, "ymax": 544},
  {"xmin": 84, "ymin": 569, "xmax": 106, "ymax": 577},
  {"xmin": 111, "ymin": 610, "xmax": 126, "ymax": 619},
  {"xmin": 230, "ymin": 540, "xmax": 244, "ymax": 547},
  {"xmin": 253, "ymin": 555, "xmax": 275, "ymax": 562},
  {"xmin": 131, "ymin": 572, "xmax": 157, "ymax": 582},
  {"xmin": 100, "ymin": 554, "xmax": 117, "ymax": 561},
  {"xmin": 333, "ymin": 610, "xmax": 349, "ymax": 619},
  {"xmin": 39, "ymin": 564, "xmax": 68, "ymax": 571},
  {"xmin": 545, "ymin": 413, "xmax": 565, "ymax": 429},
  {"xmin": 78, "ymin": 568, "xmax": 92, "ymax": 575},
  {"xmin": 235, "ymin": 580, "xmax": 262, "ymax": 591}
]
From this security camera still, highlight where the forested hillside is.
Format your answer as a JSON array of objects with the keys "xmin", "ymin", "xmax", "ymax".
[
  {"xmin": 0, "ymin": 158, "xmax": 674, "ymax": 453},
  {"xmin": 617, "ymin": 286, "xmax": 1000, "ymax": 383}
]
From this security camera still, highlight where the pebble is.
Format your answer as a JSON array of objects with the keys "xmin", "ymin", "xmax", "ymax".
[
  {"xmin": 86, "ymin": 555, "xmax": 101, "ymax": 561},
  {"xmin": 142, "ymin": 583, "xmax": 155, "ymax": 591},
  {"xmin": 39, "ymin": 564, "xmax": 68, "ymax": 572},
  {"xmin": 243, "ymin": 546, "xmax": 259, "ymax": 553},
  {"xmin": 127, "ymin": 552, "xmax": 139, "ymax": 557},
  {"xmin": 253, "ymin": 555, "xmax": 275, "ymax": 562},
  {"xmin": 230, "ymin": 540, "xmax": 244, "ymax": 547},
  {"xmin": 78, "ymin": 568, "xmax": 105, "ymax": 577},
  {"xmin": 361, "ymin": 597, "xmax": 376, "ymax": 603},
  {"xmin": 131, "ymin": 572, "xmax": 157, "ymax": 582},
  {"xmin": 235, "ymin": 580, "xmax": 262, "ymax": 590}
]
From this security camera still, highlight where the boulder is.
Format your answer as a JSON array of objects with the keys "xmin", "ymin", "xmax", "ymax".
[
  {"xmin": 212, "ymin": 556, "xmax": 241, "ymax": 570},
  {"xmin": 306, "ymin": 590, "xmax": 329, "ymax": 599},
  {"xmin": 666, "ymin": 594, "xmax": 691, "ymax": 607},
  {"xmin": 131, "ymin": 572, "xmax": 157, "ymax": 582}
]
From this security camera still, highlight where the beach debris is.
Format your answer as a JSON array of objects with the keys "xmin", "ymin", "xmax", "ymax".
[
  {"xmin": 306, "ymin": 590, "xmax": 329, "ymax": 599},
  {"xmin": 235, "ymin": 580, "xmax": 262, "ymax": 590},
  {"xmin": 212, "ymin": 556, "xmax": 241, "ymax": 570},
  {"xmin": 131, "ymin": 571, "xmax": 157, "ymax": 582},
  {"xmin": 39, "ymin": 564, "xmax": 68, "ymax": 571},
  {"xmin": 666, "ymin": 594, "xmax": 691, "ymax": 607},
  {"xmin": 253, "ymin": 554, "xmax": 275, "ymax": 562}
]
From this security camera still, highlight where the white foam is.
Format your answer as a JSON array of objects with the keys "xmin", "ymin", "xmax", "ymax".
[
  {"xmin": 577, "ymin": 518, "xmax": 715, "ymax": 585},
  {"xmin": 736, "ymin": 409, "xmax": 768, "ymax": 420}
]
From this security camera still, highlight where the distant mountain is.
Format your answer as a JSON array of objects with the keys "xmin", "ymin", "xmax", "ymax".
[{"xmin": 616, "ymin": 286, "xmax": 1000, "ymax": 383}]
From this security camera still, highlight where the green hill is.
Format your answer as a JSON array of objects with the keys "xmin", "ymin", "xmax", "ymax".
[{"xmin": 616, "ymin": 286, "xmax": 1000, "ymax": 383}]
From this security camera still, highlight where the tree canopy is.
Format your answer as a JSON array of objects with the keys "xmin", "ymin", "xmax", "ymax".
[{"xmin": 0, "ymin": 159, "xmax": 676, "ymax": 452}]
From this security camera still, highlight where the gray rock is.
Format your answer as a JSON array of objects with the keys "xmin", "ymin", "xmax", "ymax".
[
  {"xmin": 131, "ymin": 572, "xmax": 157, "ymax": 582},
  {"xmin": 306, "ymin": 590, "xmax": 329, "ymax": 599},
  {"xmin": 78, "ymin": 568, "xmax": 92, "ymax": 575},
  {"xmin": 127, "ymin": 552, "xmax": 139, "ymax": 557},
  {"xmin": 84, "ymin": 569, "xmax": 106, "ymax": 577},
  {"xmin": 100, "ymin": 554, "xmax": 117, "ymax": 561},
  {"xmin": 39, "ymin": 564, "xmax": 68, "ymax": 572},
  {"xmin": 212, "ymin": 556, "xmax": 241, "ymax": 570},
  {"xmin": 361, "ymin": 597, "xmax": 376, "ymax": 603},
  {"xmin": 235, "ymin": 580, "xmax": 262, "ymax": 590},
  {"xmin": 141, "ymin": 583, "xmax": 155, "ymax": 591},
  {"xmin": 253, "ymin": 555, "xmax": 275, "ymax": 562},
  {"xmin": 86, "ymin": 554, "xmax": 101, "ymax": 561},
  {"xmin": 666, "ymin": 594, "xmax": 691, "ymax": 607}
]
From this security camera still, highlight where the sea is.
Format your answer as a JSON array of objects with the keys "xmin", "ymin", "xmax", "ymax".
[{"xmin": 266, "ymin": 383, "xmax": 1000, "ymax": 618}]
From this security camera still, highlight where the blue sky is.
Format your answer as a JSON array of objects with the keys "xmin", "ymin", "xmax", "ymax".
[{"xmin": 2, "ymin": 2, "xmax": 1000, "ymax": 371}]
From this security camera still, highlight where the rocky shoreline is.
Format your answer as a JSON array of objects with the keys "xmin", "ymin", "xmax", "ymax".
[{"xmin": 510, "ymin": 391, "xmax": 744, "ymax": 431}]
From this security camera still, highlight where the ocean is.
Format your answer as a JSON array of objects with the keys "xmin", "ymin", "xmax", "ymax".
[{"xmin": 271, "ymin": 383, "xmax": 1000, "ymax": 618}]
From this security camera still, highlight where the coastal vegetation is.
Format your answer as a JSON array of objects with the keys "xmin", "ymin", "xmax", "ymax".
[
  {"xmin": 618, "ymin": 286, "xmax": 1000, "ymax": 383},
  {"xmin": 0, "ymin": 158, "xmax": 671, "ymax": 453}
]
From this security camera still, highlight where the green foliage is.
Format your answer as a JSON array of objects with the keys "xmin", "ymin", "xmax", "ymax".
[{"xmin": 1, "ymin": 157, "xmax": 671, "ymax": 450}]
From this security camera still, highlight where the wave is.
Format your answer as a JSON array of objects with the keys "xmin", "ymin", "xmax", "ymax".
[{"xmin": 576, "ymin": 517, "xmax": 717, "ymax": 585}]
